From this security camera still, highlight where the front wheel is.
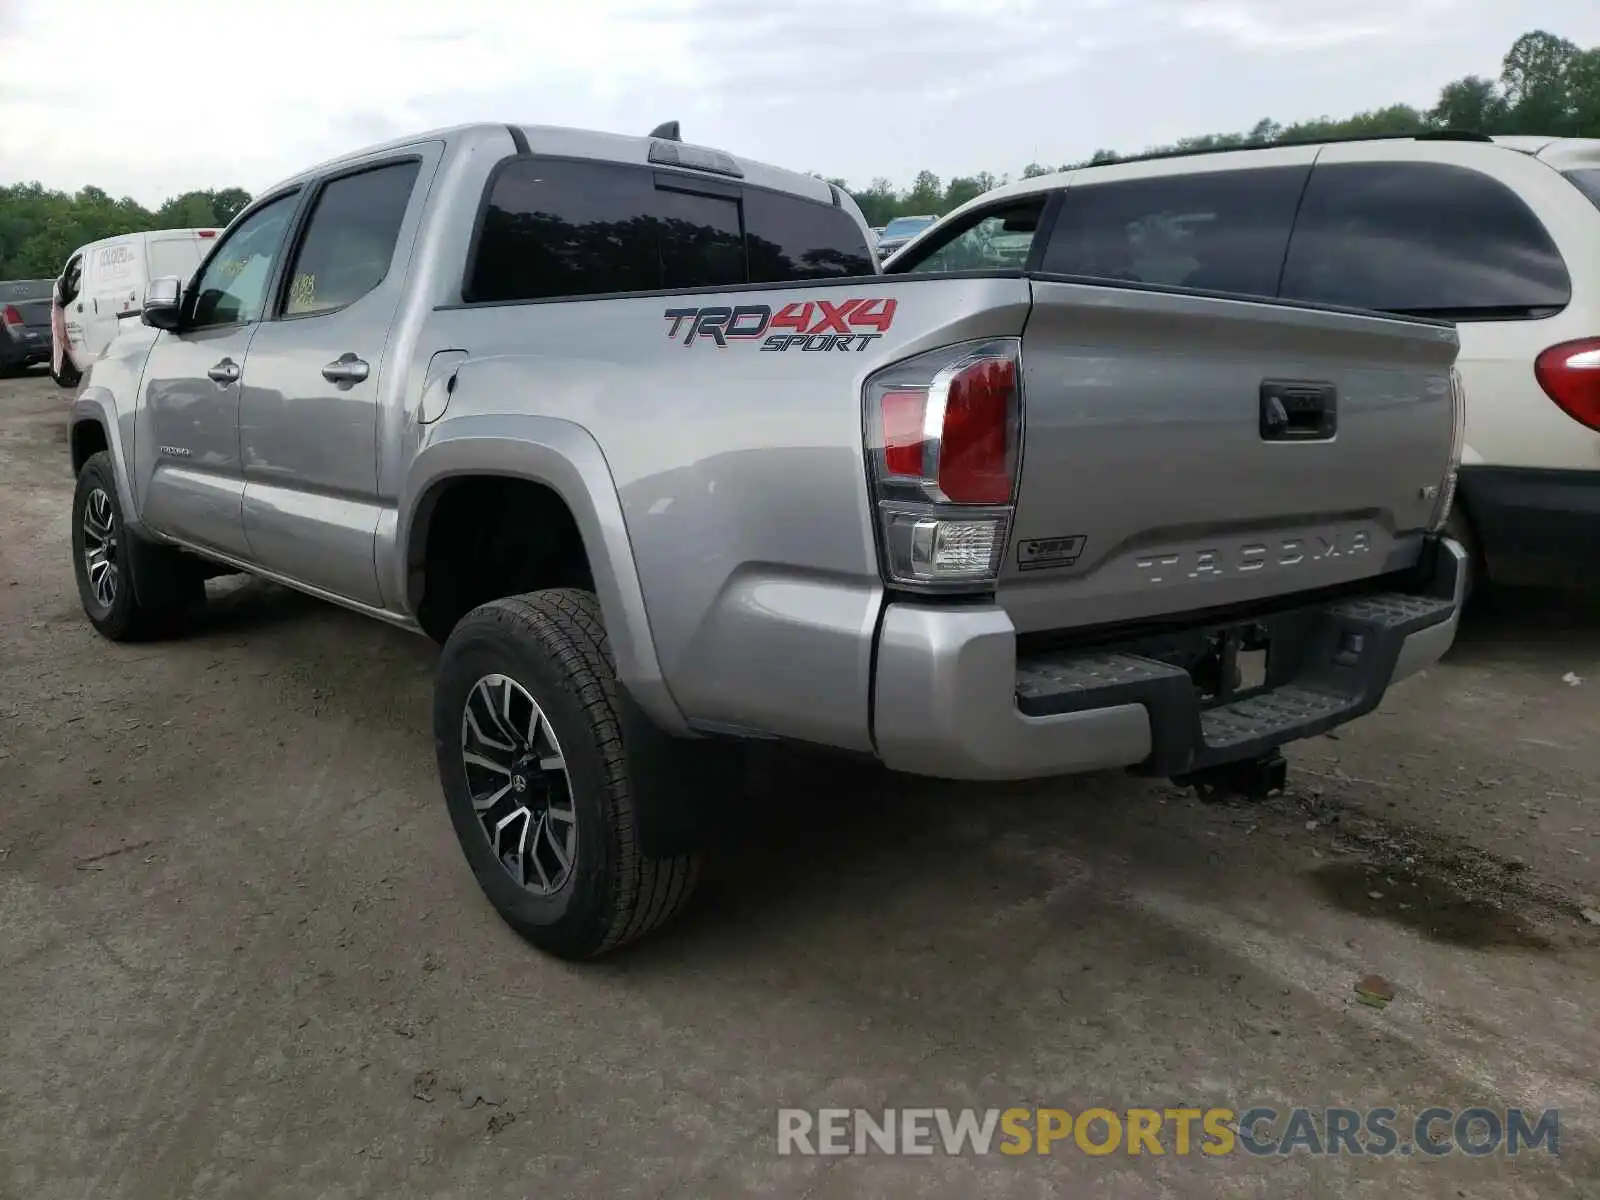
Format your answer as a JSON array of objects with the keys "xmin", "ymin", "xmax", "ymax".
[
  {"xmin": 71, "ymin": 452, "xmax": 203, "ymax": 640},
  {"xmin": 433, "ymin": 589, "xmax": 702, "ymax": 959},
  {"xmin": 51, "ymin": 351, "xmax": 81, "ymax": 389}
]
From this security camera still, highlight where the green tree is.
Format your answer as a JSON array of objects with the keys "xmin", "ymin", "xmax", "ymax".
[
  {"xmin": 1501, "ymin": 30, "xmax": 1582, "ymax": 134},
  {"xmin": 1429, "ymin": 76, "xmax": 1510, "ymax": 132},
  {"xmin": 0, "ymin": 181, "xmax": 253, "ymax": 278},
  {"xmin": 903, "ymin": 170, "xmax": 944, "ymax": 215}
]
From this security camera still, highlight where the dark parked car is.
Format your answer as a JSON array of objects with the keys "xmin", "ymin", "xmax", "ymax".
[
  {"xmin": 0, "ymin": 279, "xmax": 54, "ymax": 375},
  {"xmin": 874, "ymin": 214, "xmax": 937, "ymax": 260}
]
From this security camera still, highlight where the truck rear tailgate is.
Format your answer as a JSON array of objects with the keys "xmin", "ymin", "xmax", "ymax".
[{"xmin": 1003, "ymin": 278, "xmax": 1460, "ymax": 634}]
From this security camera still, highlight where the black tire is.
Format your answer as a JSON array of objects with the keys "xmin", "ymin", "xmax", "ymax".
[
  {"xmin": 71, "ymin": 452, "xmax": 204, "ymax": 641},
  {"xmin": 51, "ymin": 354, "xmax": 81, "ymax": 389},
  {"xmin": 434, "ymin": 589, "xmax": 702, "ymax": 959}
]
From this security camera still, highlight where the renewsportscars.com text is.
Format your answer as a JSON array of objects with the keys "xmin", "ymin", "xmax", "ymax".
[{"xmin": 776, "ymin": 1106, "xmax": 1560, "ymax": 1157}]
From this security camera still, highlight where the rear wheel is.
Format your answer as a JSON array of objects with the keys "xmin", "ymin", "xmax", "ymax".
[
  {"xmin": 433, "ymin": 589, "xmax": 701, "ymax": 959},
  {"xmin": 71, "ymin": 452, "xmax": 203, "ymax": 640}
]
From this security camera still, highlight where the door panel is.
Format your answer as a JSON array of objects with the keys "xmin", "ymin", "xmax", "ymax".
[
  {"xmin": 133, "ymin": 191, "xmax": 304, "ymax": 558},
  {"xmin": 137, "ymin": 326, "xmax": 258, "ymax": 556},
  {"xmin": 240, "ymin": 155, "xmax": 431, "ymax": 606}
]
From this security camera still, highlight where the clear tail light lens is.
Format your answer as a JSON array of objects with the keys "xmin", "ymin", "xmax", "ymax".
[
  {"xmin": 1430, "ymin": 365, "xmax": 1467, "ymax": 532},
  {"xmin": 864, "ymin": 339, "xmax": 1022, "ymax": 591},
  {"xmin": 1534, "ymin": 338, "xmax": 1600, "ymax": 432}
]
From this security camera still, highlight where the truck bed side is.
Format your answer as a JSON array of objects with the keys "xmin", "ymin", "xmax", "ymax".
[{"xmin": 415, "ymin": 269, "xmax": 1458, "ymax": 754}]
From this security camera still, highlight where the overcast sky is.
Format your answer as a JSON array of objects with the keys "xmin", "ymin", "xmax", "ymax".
[{"xmin": 2, "ymin": 0, "xmax": 1597, "ymax": 207}]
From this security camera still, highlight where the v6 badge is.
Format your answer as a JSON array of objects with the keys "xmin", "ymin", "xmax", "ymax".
[{"xmin": 1018, "ymin": 535, "xmax": 1086, "ymax": 571}]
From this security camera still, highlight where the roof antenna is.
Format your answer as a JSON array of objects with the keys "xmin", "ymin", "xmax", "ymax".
[{"xmin": 649, "ymin": 120, "xmax": 681, "ymax": 142}]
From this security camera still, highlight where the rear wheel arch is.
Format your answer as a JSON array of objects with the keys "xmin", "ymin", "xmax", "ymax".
[
  {"xmin": 400, "ymin": 422, "xmax": 688, "ymax": 735},
  {"xmin": 408, "ymin": 473, "xmax": 595, "ymax": 643}
]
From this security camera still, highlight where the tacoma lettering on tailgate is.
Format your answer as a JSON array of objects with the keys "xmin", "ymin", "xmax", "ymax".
[
  {"xmin": 1136, "ymin": 531, "xmax": 1373, "ymax": 584},
  {"xmin": 663, "ymin": 299, "xmax": 897, "ymax": 350}
]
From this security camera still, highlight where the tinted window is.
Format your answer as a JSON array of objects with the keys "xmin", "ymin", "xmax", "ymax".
[
  {"xmin": 653, "ymin": 186, "xmax": 744, "ymax": 291},
  {"xmin": 1565, "ymin": 169, "xmax": 1600, "ymax": 212},
  {"xmin": 890, "ymin": 199, "xmax": 1046, "ymax": 275},
  {"xmin": 468, "ymin": 159, "xmax": 758, "ymax": 302},
  {"xmin": 283, "ymin": 161, "xmax": 420, "ymax": 316},
  {"xmin": 1041, "ymin": 166, "xmax": 1309, "ymax": 295},
  {"xmin": 1281, "ymin": 162, "xmax": 1570, "ymax": 316},
  {"xmin": 744, "ymin": 190, "xmax": 874, "ymax": 281},
  {"xmin": 190, "ymin": 192, "xmax": 299, "ymax": 328}
]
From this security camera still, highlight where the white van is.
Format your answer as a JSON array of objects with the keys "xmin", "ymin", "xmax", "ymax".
[{"xmin": 52, "ymin": 228, "xmax": 219, "ymax": 386}]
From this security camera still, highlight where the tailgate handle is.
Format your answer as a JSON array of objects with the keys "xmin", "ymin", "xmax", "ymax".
[{"xmin": 1260, "ymin": 380, "xmax": 1337, "ymax": 442}]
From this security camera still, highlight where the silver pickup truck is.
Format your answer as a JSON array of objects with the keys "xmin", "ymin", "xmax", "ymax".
[{"xmin": 67, "ymin": 121, "xmax": 1468, "ymax": 958}]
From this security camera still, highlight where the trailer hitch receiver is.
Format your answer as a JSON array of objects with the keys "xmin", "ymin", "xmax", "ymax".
[{"xmin": 1172, "ymin": 750, "xmax": 1288, "ymax": 803}]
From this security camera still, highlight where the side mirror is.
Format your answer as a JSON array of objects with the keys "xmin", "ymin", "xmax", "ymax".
[{"xmin": 142, "ymin": 276, "xmax": 183, "ymax": 331}]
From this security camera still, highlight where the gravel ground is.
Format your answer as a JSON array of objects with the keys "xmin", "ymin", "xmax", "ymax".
[{"xmin": 2, "ymin": 368, "xmax": 1598, "ymax": 1198}]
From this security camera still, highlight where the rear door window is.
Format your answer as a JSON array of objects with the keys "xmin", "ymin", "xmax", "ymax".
[
  {"xmin": 281, "ymin": 160, "xmax": 421, "ymax": 315},
  {"xmin": 1039, "ymin": 165, "xmax": 1310, "ymax": 296},
  {"xmin": 1280, "ymin": 161, "xmax": 1571, "ymax": 317}
]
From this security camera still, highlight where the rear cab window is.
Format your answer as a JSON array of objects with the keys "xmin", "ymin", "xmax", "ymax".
[
  {"xmin": 464, "ymin": 158, "xmax": 874, "ymax": 303},
  {"xmin": 1280, "ymin": 161, "xmax": 1571, "ymax": 318}
]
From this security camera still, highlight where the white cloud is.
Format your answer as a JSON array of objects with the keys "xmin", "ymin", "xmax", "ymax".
[{"xmin": 1, "ymin": 0, "xmax": 1597, "ymax": 206}]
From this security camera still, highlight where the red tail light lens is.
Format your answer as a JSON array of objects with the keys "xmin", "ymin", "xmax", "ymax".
[
  {"xmin": 873, "ymin": 353, "xmax": 1020, "ymax": 503},
  {"xmin": 939, "ymin": 357, "xmax": 1017, "ymax": 504},
  {"xmin": 1, "ymin": 305, "xmax": 22, "ymax": 329},
  {"xmin": 1535, "ymin": 338, "xmax": 1600, "ymax": 432},
  {"xmin": 198, "ymin": 229, "xmax": 217, "ymax": 238}
]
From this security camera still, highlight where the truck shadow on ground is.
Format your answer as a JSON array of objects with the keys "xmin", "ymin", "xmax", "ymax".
[
  {"xmin": 159, "ymin": 572, "xmax": 1596, "ymax": 965},
  {"xmin": 1445, "ymin": 583, "xmax": 1600, "ymax": 668}
]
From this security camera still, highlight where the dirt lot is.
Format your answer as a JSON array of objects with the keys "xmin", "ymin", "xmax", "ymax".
[{"xmin": 2, "ymin": 369, "xmax": 1599, "ymax": 1198}]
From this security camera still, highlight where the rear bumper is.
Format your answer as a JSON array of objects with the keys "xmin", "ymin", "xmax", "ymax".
[
  {"xmin": 1458, "ymin": 465, "xmax": 1600, "ymax": 589},
  {"xmin": 871, "ymin": 536, "xmax": 1466, "ymax": 781}
]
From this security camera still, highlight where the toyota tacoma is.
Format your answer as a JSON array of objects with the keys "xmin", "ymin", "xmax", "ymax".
[{"xmin": 66, "ymin": 121, "xmax": 1469, "ymax": 958}]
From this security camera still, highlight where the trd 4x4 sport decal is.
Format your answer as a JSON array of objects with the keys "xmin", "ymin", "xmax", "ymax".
[{"xmin": 663, "ymin": 299, "xmax": 897, "ymax": 350}]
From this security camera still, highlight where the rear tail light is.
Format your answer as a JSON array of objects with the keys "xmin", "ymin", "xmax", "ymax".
[
  {"xmin": 1535, "ymin": 338, "xmax": 1600, "ymax": 432},
  {"xmin": 1, "ymin": 305, "xmax": 23, "ymax": 330},
  {"xmin": 864, "ymin": 339, "xmax": 1022, "ymax": 590},
  {"xmin": 1430, "ymin": 365, "xmax": 1467, "ymax": 532},
  {"xmin": 198, "ymin": 229, "xmax": 217, "ymax": 238}
]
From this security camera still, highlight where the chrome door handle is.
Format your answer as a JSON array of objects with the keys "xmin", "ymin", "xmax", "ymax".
[
  {"xmin": 322, "ymin": 353, "xmax": 370, "ymax": 384},
  {"xmin": 207, "ymin": 358, "xmax": 240, "ymax": 385}
]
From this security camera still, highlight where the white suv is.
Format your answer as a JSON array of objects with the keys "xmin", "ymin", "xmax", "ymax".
[{"xmin": 885, "ymin": 133, "xmax": 1600, "ymax": 594}]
